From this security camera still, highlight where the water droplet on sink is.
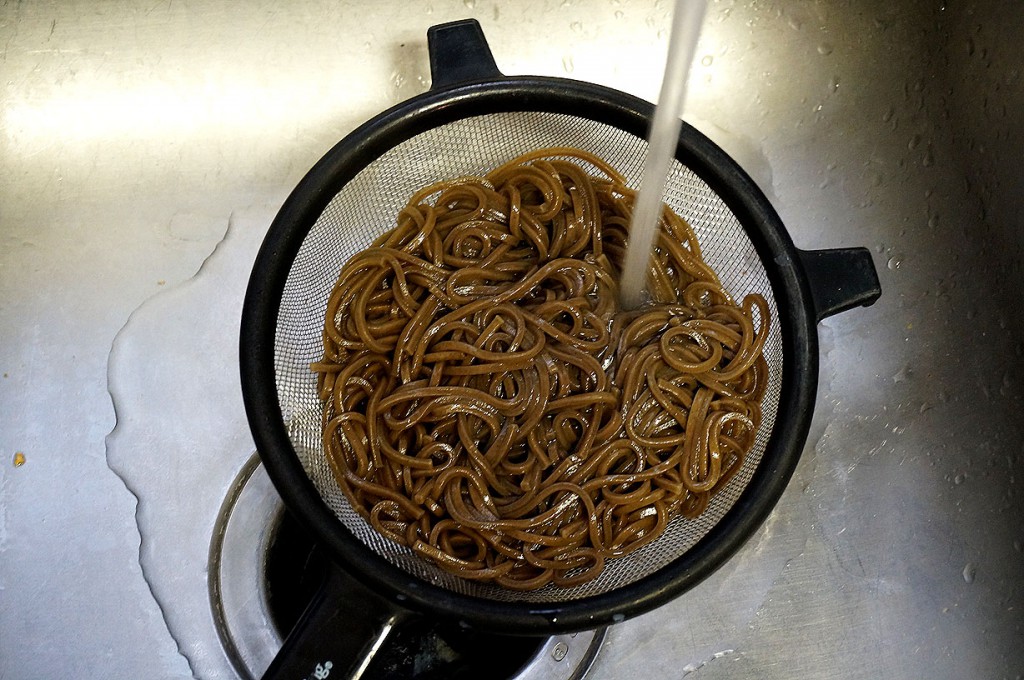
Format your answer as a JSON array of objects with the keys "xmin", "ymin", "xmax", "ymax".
[
  {"xmin": 817, "ymin": 42, "xmax": 834, "ymax": 55},
  {"xmin": 882, "ymin": 106, "xmax": 895, "ymax": 122},
  {"xmin": 570, "ymin": 21, "xmax": 583, "ymax": 32},
  {"xmin": 908, "ymin": 134, "xmax": 922, "ymax": 150},
  {"xmin": 614, "ymin": 9, "xmax": 624, "ymax": 19},
  {"xmin": 463, "ymin": 0, "xmax": 476, "ymax": 7},
  {"xmin": 923, "ymin": 147, "xmax": 935, "ymax": 166},
  {"xmin": 954, "ymin": 472, "xmax": 966, "ymax": 485},
  {"xmin": 928, "ymin": 215, "xmax": 940, "ymax": 228},
  {"xmin": 701, "ymin": 54, "xmax": 714, "ymax": 66},
  {"xmin": 962, "ymin": 563, "xmax": 976, "ymax": 583},
  {"xmin": 887, "ymin": 256, "xmax": 903, "ymax": 270},
  {"xmin": 828, "ymin": 75, "xmax": 840, "ymax": 92},
  {"xmin": 562, "ymin": 55, "xmax": 575, "ymax": 73}
]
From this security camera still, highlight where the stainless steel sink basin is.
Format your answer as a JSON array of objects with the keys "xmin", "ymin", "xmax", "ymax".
[{"xmin": 1, "ymin": 1, "xmax": 1021, "ymax": 677}]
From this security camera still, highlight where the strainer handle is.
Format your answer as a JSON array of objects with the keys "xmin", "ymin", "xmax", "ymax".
[
  {"xmin": 797, "ymin": 247, "xmax": 882, "ymax": 323},
  {"xmin": 428, "ymin": 19, "xmax": 504, "ymax": 90},
  {"xmin": 261, "ymin": 561, "xmax": 413, "ymax": 680}
]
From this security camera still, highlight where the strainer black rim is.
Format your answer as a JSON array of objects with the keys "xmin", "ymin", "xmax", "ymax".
[
  {"xmin": 240, "ymin": 72, "xmax": 820, "ymax": 634},
  {"xmin": 238, "ymin": 12, "xmax": 870, "ymax": 638}
]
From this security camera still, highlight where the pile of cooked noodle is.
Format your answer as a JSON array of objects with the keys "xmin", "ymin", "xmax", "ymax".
[{"xmin": 312, "ymin": 147, "xmax": 768, "ymax": 590}]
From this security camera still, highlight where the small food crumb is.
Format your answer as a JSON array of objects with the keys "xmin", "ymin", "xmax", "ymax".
[
  {"xmin": 157, "ymin": 280, "xmax": 166, "ymax": 286},
  {"xmin": 13, "ymin": 452, "xmax": 26, "ymax": 467}
]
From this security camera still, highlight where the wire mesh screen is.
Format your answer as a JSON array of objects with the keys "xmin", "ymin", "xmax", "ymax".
[{"xmin": 273, "ymin": 111, "xmax": 783, "ymax": 602}]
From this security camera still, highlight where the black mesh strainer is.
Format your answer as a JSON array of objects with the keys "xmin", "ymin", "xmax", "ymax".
[{"xmin": 241, "ymin": 20, "xmax": 880, "ymax": 679}]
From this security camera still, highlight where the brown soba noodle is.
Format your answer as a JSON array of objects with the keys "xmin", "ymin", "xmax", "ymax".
[{"xmin": 312, "ymin": 147, "xmax": 769, "ymax": 590}]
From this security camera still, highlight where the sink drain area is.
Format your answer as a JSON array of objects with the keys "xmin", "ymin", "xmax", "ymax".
[{"xmin": 209, "ymin": 456, "xmax": 605, "ymax": 680}]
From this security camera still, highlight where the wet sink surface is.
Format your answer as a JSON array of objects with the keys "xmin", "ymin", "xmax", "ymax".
[{"xmin": 1, "ymin": 1, "xmax": 1022, "ymax": 678}]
